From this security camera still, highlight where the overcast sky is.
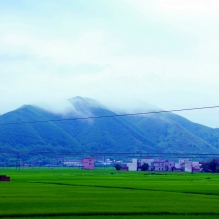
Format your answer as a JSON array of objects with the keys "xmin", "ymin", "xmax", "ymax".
[{"xmin": 1, "ymin": 0, "xmax": 219, "ymax": 127}]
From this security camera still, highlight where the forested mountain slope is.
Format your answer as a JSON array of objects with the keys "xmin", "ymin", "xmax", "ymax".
[{"xmin": 0, "ymin": 96, "xmax": 218, "ymax": 154}]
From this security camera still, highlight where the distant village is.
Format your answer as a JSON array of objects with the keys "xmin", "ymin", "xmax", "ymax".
[
  {"xmin": 64, "ymin": 157, "xmax": 202, "ymax": 173},
  {"xmin": 5, "ymin": 155, "xmax": 217, "ymax": 173},
  {"xmin": 124, "ymin": 158, "xmax": 201, "ymax": 172}
]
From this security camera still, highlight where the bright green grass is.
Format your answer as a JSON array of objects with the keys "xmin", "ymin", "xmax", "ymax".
[
  {"xmin": 0, "ymin": 168, "xmax": 219, "ymax": 219},
  {"xmin": 2, "ymin": 216, "xmax": 219, "ymax": 219}
]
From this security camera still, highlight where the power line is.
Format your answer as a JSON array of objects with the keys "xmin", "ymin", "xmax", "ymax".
[
  {"xmin": 0, "ymin": 105, "xmax": 219, "ymax": 126},
  {"xmin": 0, "ymin": 151, "xmax": 219, "ymax": 161},
  {"xmin": 0, "ymin": 150, "xmax": 219, "ymax": 156}
]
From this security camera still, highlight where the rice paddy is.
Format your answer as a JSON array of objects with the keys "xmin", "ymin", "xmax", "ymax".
[{"xmin": 0, "ymin": 168, "xmax": 219, "ymax": 219}]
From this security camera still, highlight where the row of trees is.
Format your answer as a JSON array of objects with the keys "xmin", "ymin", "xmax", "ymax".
[{"xmin": 201, "ymin": 159, "xmax": 219, "ymax": 173}]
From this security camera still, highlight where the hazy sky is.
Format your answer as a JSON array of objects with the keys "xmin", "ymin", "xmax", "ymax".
[{"xmin": 1, "ymin": 0, "xmax": 219, "ymax": 127}]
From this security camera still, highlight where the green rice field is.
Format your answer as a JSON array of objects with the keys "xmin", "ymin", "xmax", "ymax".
[{"xmin": 0, "ymin": 168, "xmax": 219, "ymax": 219}]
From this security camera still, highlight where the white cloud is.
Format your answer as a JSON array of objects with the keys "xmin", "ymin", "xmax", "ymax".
[
  {"xmin": 1, "ymin": 31, "xmax": 113, "ymax": 66},
  {"xmin": 1, "ymin": 0, "xmax": 219, "ymax": 127}
]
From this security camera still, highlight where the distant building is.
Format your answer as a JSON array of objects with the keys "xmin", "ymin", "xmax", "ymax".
[
  {"xmin": 82, "ymin": 157, "xmax": 94, "ymax": 170},
  {"xmin": 175, "ymin": 159, "xmax": 201, "ymax": 172},
  {"xmin": 0, "ymin": 175, "xmax": 10, "ymax": 181},
  {"xmin": 173, "ymin": 162, "xmax": 183, "ymax": 171},
  {"xmin": 179, "ymin": 159, "xmax": 190, "ymax": 171},
  {"xmin": 63, "ymin": 160, "xmax": 82, "ymax": 167},
  {"xmin": 140, "ymin": 159, "xmax": 174, "ymax": 171},
  {"xmin": 152, "ymin": 160, "xmax": 168, "ymax": 171},
  {"xmin": 168, "ymin": 161, "xmax": 175, "ymax": 171},
  {"xmin": 127, "ymin": 159, "xmax": 138, "ymax": 171},
  {"xmin": 184, "ymin": 161, "xmax": 192, "ymax": 172},
  {"xmin": 191, "ymin": 162, "xmax": 201, "ymax": 172}
]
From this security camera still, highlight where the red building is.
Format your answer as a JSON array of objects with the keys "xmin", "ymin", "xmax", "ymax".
[
  {"xmin": 0, "ymin": 175, "xmax": 10, "ymax": 181},
  {"xmin": 82, "ymin": 157, "xmax": 94, "ymax": 170}
]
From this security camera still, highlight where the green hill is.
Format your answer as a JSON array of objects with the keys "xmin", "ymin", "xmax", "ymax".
[{"xmin": 0, "ymin": 96, "xmax": 218, "ymax": 155}]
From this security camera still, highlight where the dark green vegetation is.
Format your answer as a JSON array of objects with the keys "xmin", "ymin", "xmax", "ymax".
[
  {"xmin": 141, "ymin": 162, "xmax": 149, "ymax": 171},
  {"xmin": 1, "ymin": 96, "xmax": 219, "ymax": 157},
  {"xmin": 0, "ymin": 168, "xmax": 219, "ymax": 219},
  {"xmin": 201, "ymin": 159, "xmax": 219, "ymax": 172},
  {"xmin": 114, "ymin": 162, "xmax": 122, "ymax": 170}
]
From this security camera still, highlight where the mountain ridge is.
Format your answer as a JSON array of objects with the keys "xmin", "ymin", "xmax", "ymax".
[{"xmin": 0, "ymin": 96, "xmax": 218, "ymax": 154}]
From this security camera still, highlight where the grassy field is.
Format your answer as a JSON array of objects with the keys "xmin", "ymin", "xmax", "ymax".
[{"xmin": 0, "ymin": 168, "xmax": 219, "ymax": 219}]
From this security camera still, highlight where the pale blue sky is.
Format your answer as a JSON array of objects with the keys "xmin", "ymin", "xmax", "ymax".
[{"xmin": 1, "ymin": 0, "xmax": 219, "ymax": 127}]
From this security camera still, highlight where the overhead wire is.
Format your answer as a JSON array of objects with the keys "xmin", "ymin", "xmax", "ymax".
[{"xmin": 0, "ymin": 105, "xmax": 219, "ymax": 126}]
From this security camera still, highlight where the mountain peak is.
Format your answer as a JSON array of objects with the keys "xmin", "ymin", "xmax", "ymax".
[{"xmin": 0, "ymin": 96, "xmax": 218, "ymax": 154}]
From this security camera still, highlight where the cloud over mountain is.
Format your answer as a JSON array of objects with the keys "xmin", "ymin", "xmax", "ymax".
[{"xmin": 0, "ymin": 96, "xmax": 218, "ymax": 155}]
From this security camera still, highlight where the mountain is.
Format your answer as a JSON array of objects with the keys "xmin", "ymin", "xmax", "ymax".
[
  {"xmin": 0, "ymin": 96, "xmax": 219, "ymax": 155},
  {"xmin": 128, "ymin": 113, "xmax": 219, "ymax": 153}
]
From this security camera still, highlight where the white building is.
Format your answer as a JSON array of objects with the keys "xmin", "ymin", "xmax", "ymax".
[
  {"xmin": 192, "ymin": 162, "xmax": 201, "ymax": 172},
  {"xmin": 152, "ymin": 160, "xmax": 168, "ymax": 171},
  {"xmin": 184, "ymin": 161, "xmax": 201, "ymax": 172},
  {"xmin": 127, "ymin": 159, "xmax": 138, "ymax": 171},
  {"xmin": 63, "ymin": 160, "xmax": 82, "ymax": 167},
  {"xmin": 185, "ymin": 161, "xmax": 192, "ymax": 172},
  {"xmin": 174, "ymin": 159, "xmax": 190, "ymax": 171}
]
